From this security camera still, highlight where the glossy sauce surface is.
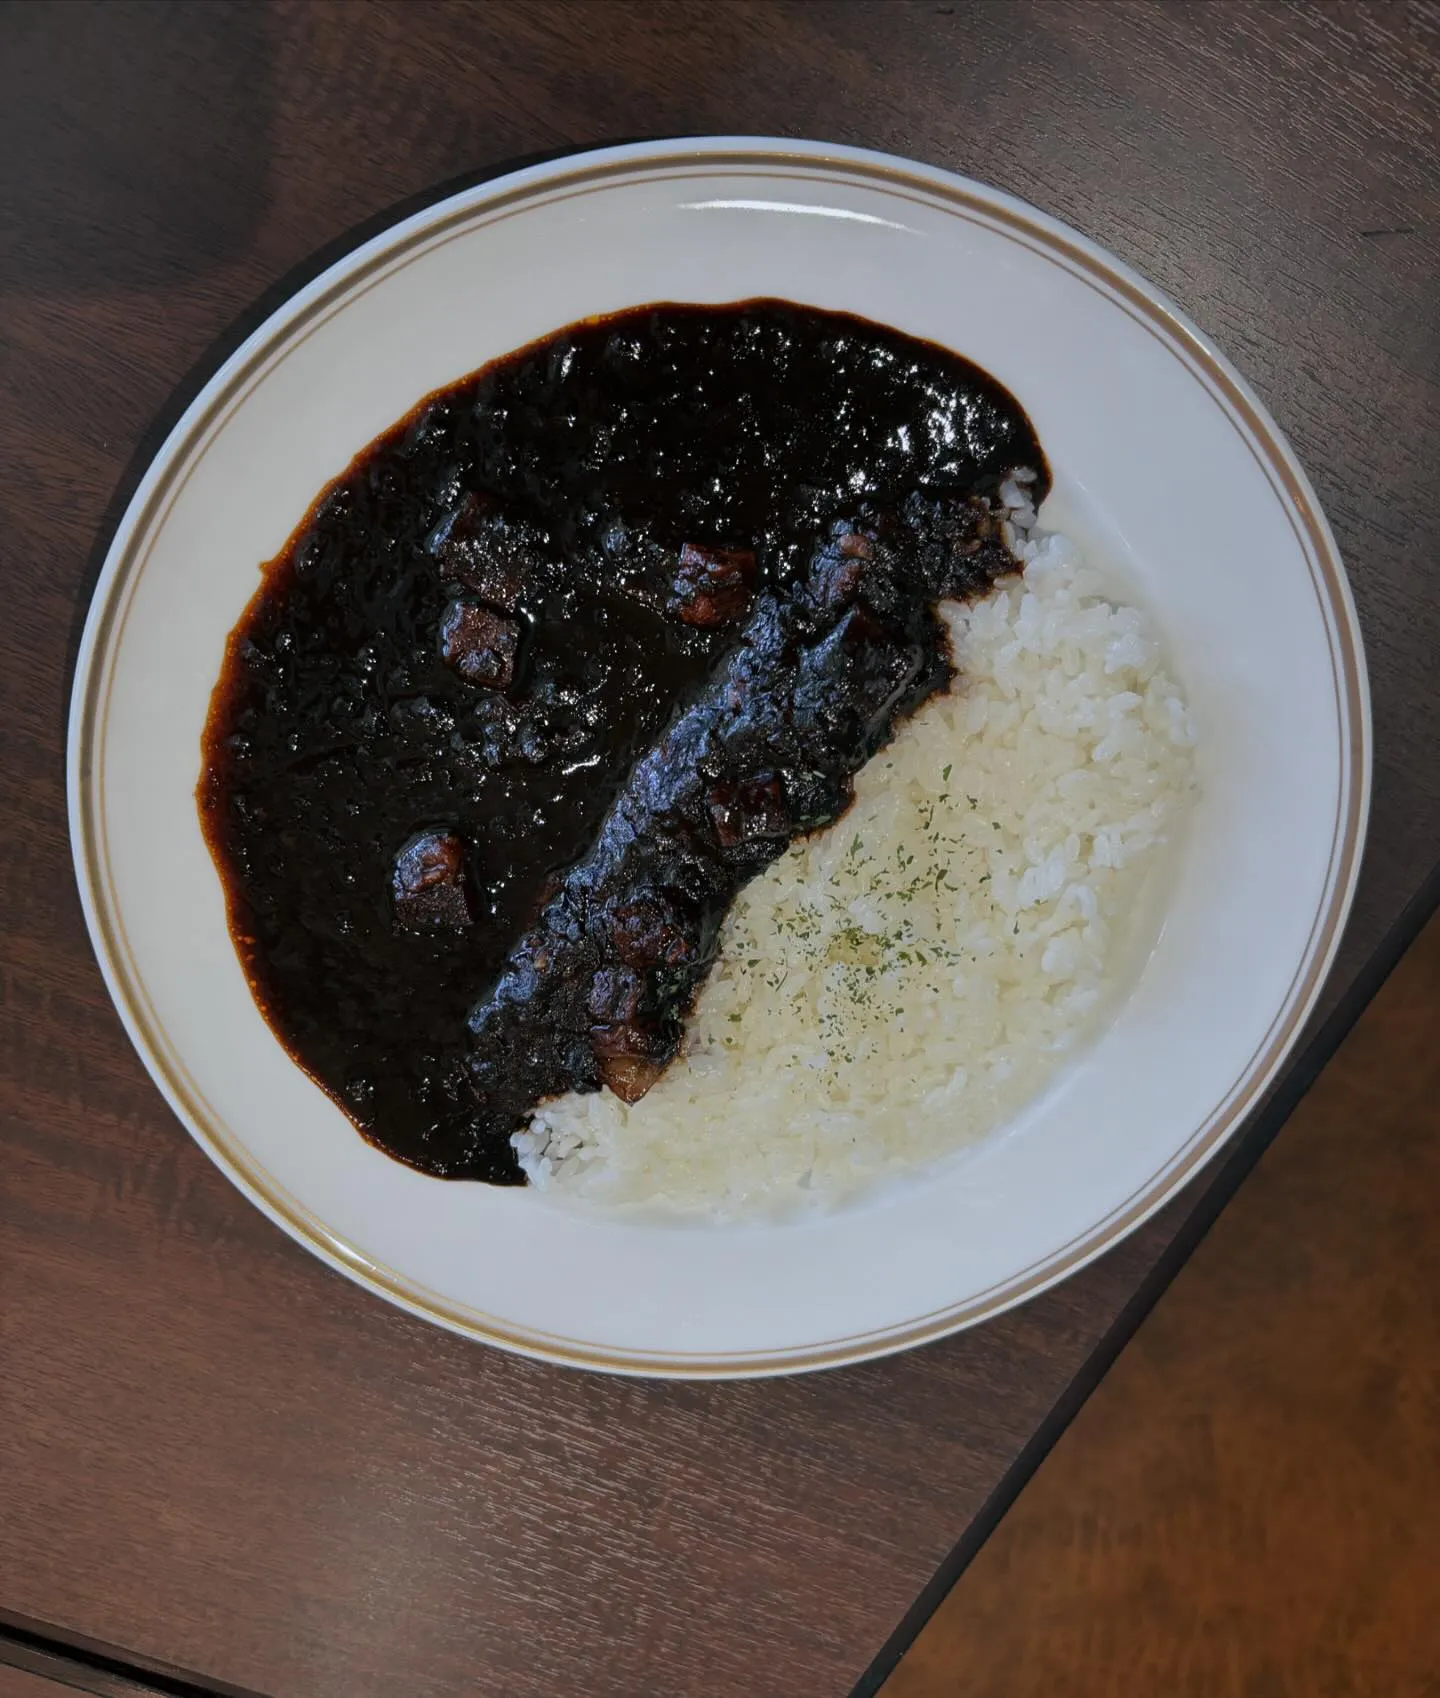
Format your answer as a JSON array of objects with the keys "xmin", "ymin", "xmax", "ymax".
[{"xmin": 199, "ymin": 301, "xmax": 1047, "ymax": 1181}]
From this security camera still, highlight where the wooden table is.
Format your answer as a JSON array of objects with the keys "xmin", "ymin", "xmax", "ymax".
[{"xmin": 2, "ymin": 4, "xmax": 1436, "ymax": 1695}]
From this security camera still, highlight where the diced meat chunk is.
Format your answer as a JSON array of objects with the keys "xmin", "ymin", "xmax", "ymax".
[
  {"xmin": 707, "ymin": 773, "xmax": 790, "ymax": 848},
  {"xmin": 593, "ymin": 1053, "xmax": 665, "ymax": 1104},
  {"xmin": 670, "ymin": 542, "xmax": 757, "ymax": 627},
  {"xmin": 428, "ymin": 493, "xmax": 531, "ymax": 610},
  {"xmin": 587, "ymin": 1017, "xmax": 670, "ymax": 1058},
  {"xmin": 608, "ymin": 894, "xmax": 700, "ymax": 969},
  {"xmin": 393, "ymin": 830, "xmax": 473, "ymax": 929},
  {"xmin": 588, "ymin": 1016, "xmax": 676, "ymax": 1104},
  {"xmin": 811, "ymin": 530, "xmax": 875, "ymax": 609},
  {"xmin": 587, "ymin": 966, "xmax": 647, "ymax": 1024},
  {"xmin": 464, "ymin": 555, "xmax": 528, "ymax": 613},
  {"xmin": 440, "ymin": 599, "xmax": 521, "ymax": 689}
]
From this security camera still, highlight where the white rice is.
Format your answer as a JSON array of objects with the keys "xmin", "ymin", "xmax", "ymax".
[{"xmin": 514, "ymin": 522, "xmax": 1196, "ymax": 1218}]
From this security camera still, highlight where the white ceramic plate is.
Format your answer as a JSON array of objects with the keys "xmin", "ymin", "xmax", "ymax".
[{"xmin": 69, "ymin": 139, "xmax": 1368, "ymax": 1376}]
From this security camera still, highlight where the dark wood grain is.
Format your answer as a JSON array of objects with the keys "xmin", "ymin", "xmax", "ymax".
[
  {"xmin": 0, "ymin": 1668, "xmax": 84, "ymax": 1698},
  {"xmin": 0, "ymin": 3, "xmax": 1436, "ymax": 1696}
]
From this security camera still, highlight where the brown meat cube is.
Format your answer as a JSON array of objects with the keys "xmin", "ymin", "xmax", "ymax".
[
  {"xmin": 589, "ymin": 1018, "xmax": 674, "ymax": 1104},
  {"xmin": 594, "ymin": 1054, "xmax": 665, "ymax": 1104},
  {"xmin": 440, "ymin": 599, "xmax": 520, "ymax": 689},
  {"xmin": 707, "ymin": 774, "xmax": 790, "ymax": 849},
  {"xmin": 463, "ymin": 555, "xmax": 528, "ymax": 613},
  {"xmin": 428, "ymin": 493, "xmax": 529, "ymax": 611},
  {"xmin": 587, "ymin": 966, "xmax": 647, "ymax": 1024},
  {"xmin": 670, "ymin": 543, "xmax": 757, "ymax": 628},
  {"xmin": 609, "ymin": 895, "xmax": 698, "ymax": 969},
  {"xmin": 393, "ymin": 830, "xmax": 473, "ymax": 929},
  {"xmin": 812, "ymin": 530, "xmax": 875, "ymax": 609}
]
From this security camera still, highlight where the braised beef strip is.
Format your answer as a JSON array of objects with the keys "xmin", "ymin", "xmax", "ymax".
[{"xmin": 466, "ymin": 495, "xmax": 1021, "ymax": 1129}]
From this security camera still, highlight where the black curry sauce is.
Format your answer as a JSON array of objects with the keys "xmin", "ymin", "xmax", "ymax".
[{"xmin": 199, "ymin": 301, "xmax": 1048, "ymax": 1182}]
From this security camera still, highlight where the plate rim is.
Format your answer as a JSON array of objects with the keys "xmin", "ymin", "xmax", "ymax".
[{"xmin": 67, "ymin": 136, "xmax": 1372, "ymax": 1377}]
